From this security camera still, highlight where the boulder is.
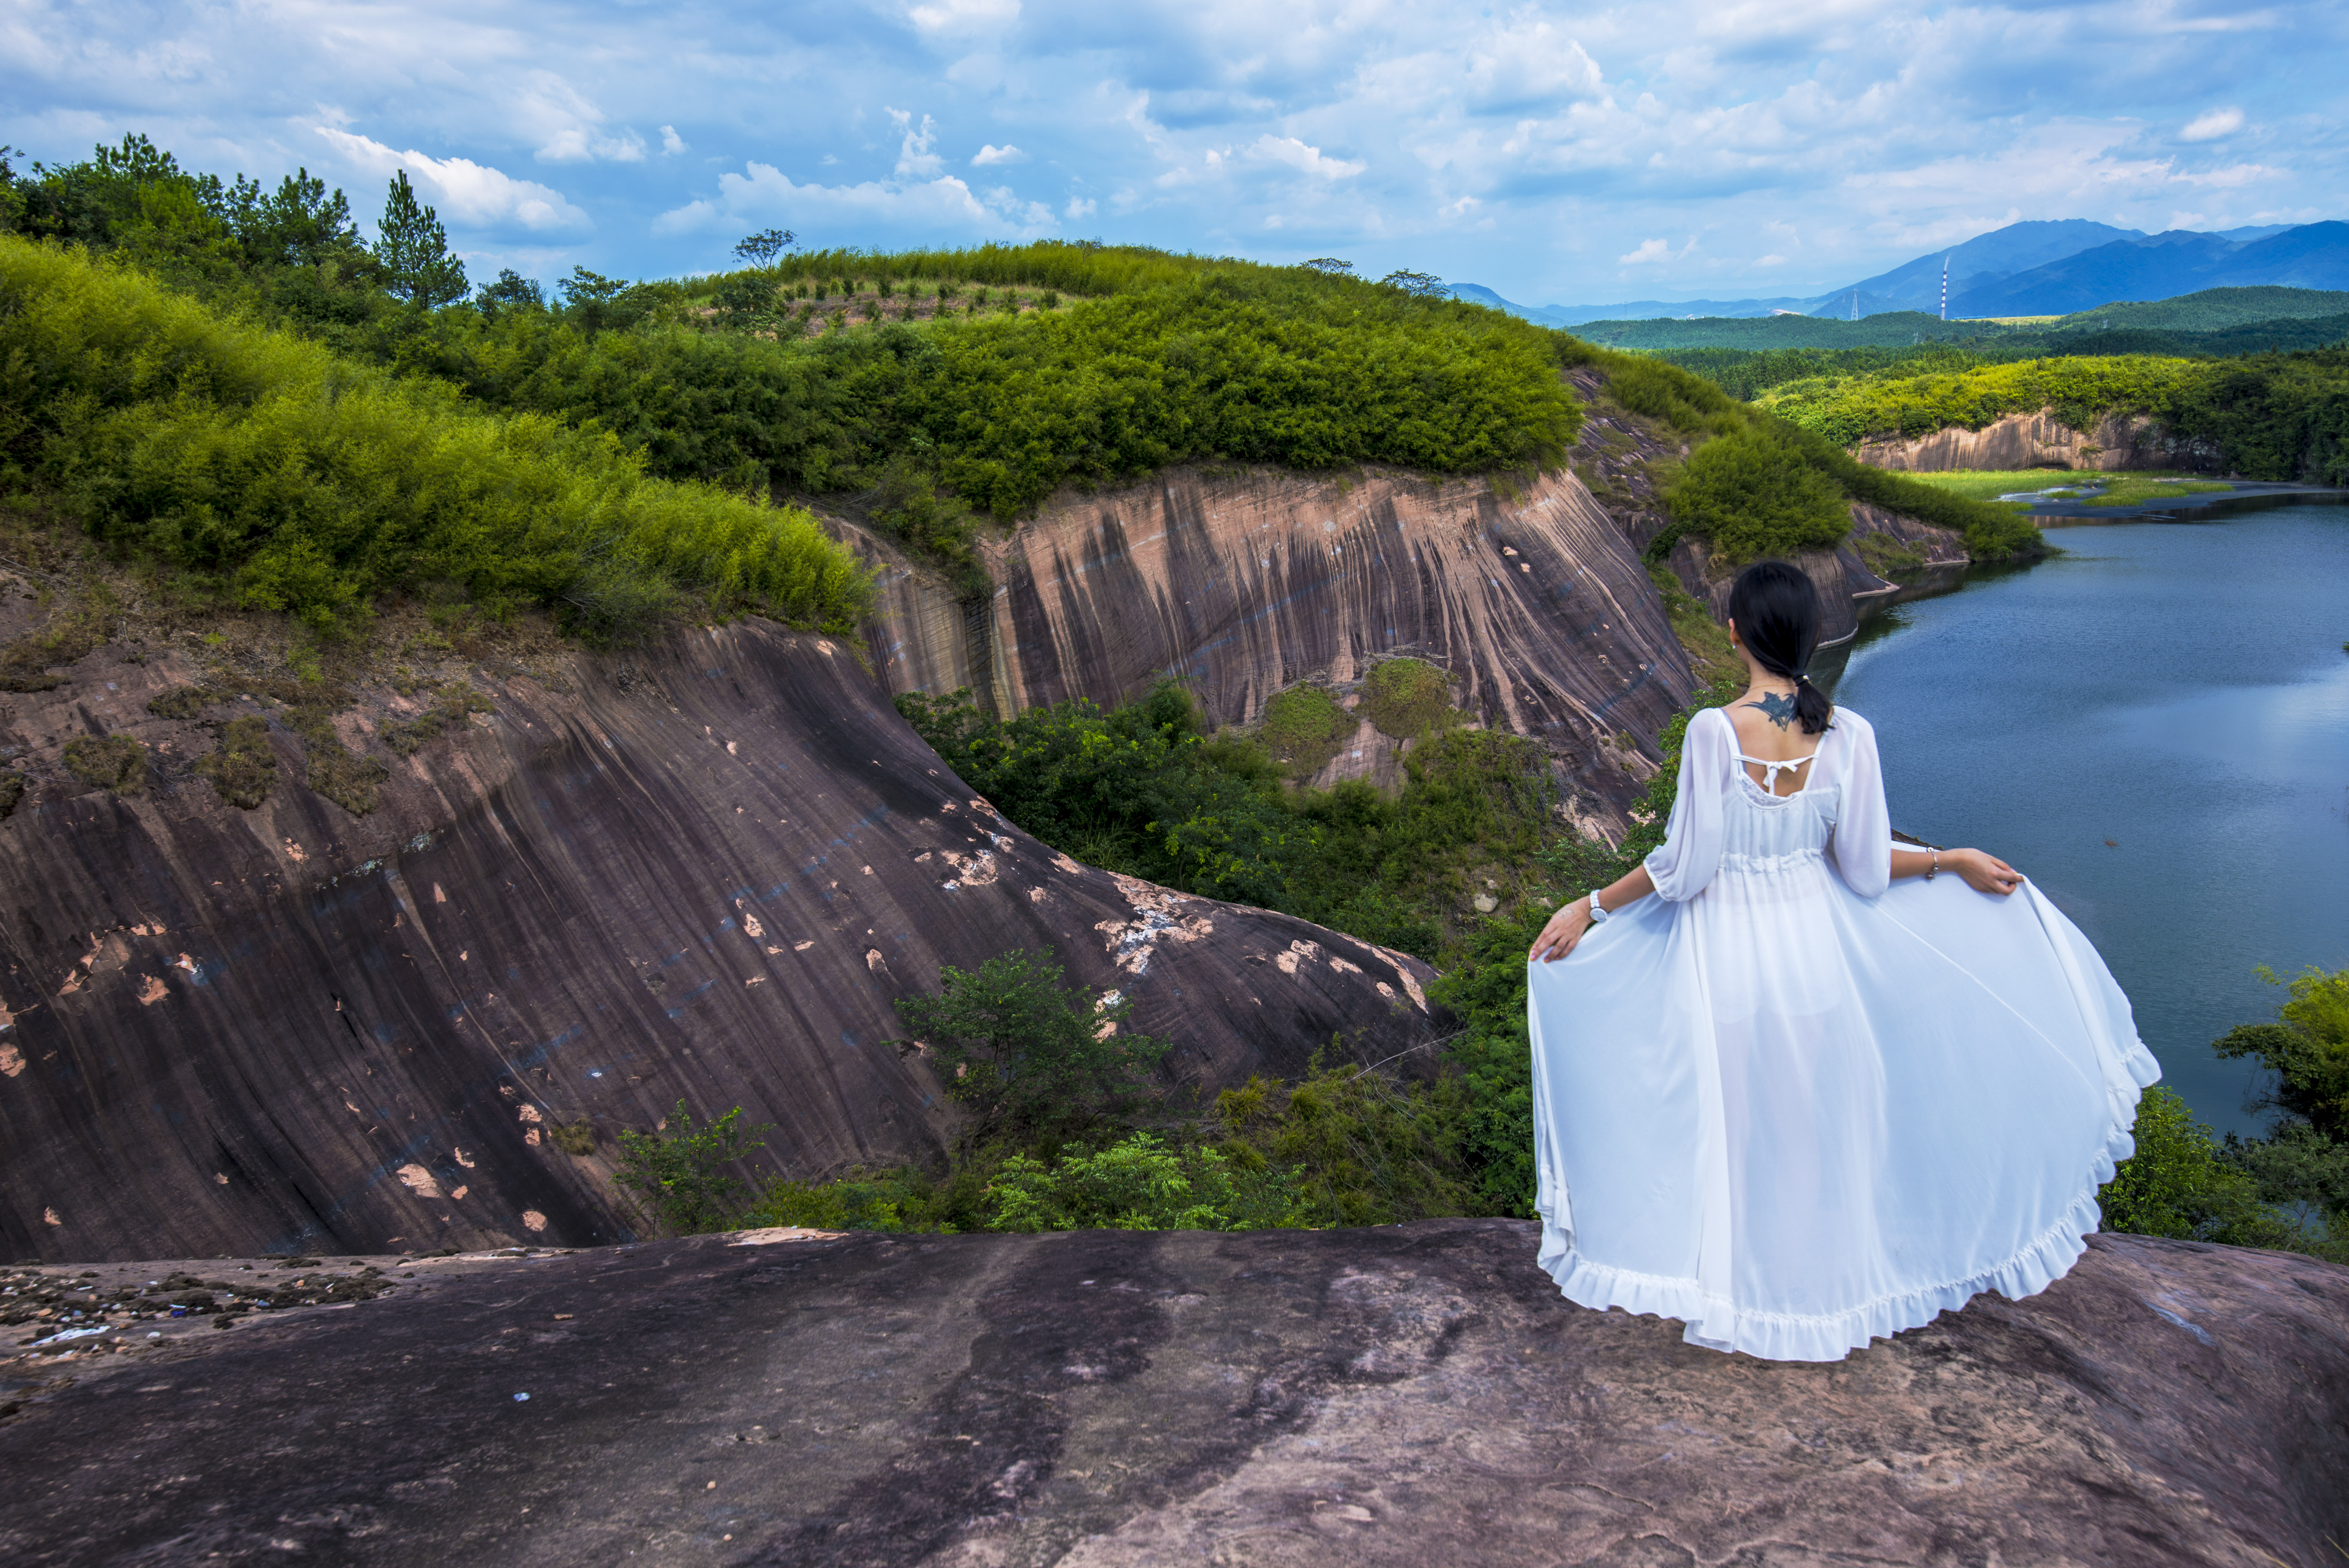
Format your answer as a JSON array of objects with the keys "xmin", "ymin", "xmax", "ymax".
[
  {"xmin": 0, "ymin": 620, "xmax": 1443, "ymax": 1262},
  {"xmin": 0, "ymin": 1223, "xmax": 2340, "ymax": 1564}
]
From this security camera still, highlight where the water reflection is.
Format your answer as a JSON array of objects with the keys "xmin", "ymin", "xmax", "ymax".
[{"xmin": 1811, "ymin": 508, "xmax": 2349, "ymax": 1137}]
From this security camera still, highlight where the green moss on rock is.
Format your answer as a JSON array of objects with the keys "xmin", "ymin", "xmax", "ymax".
[
  {"xmin": 61, "ymin": 734, "xmax": 146, "ymax": 795},
  {"xmin": 1259, "ymin": 686, "xmax": 1353, "ymax": 779},
  {"xmin": 1360, "ymin": 659, "xmax": 1456, "ymax": 740},
  {"xmin": 195, "ymin": 716, "xmax": 277, "ymax": 809}
]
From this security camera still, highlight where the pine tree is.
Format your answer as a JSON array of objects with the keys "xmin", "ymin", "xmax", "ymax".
[{"xmin": 374, "ymin": 169, "xmax": 467, "ymax": 307}]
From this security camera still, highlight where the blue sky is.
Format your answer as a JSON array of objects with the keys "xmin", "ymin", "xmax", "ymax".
[{"xmin": 5, "ymin": 0, "xmax": 2342, "ymax": 304}]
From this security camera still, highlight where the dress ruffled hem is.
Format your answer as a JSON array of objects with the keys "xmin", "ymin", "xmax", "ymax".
[{"xmin": 1535, "ymin": 1155, "xmax": 2115, "ymax": 1363}]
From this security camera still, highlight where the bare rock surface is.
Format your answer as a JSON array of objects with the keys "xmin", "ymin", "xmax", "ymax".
[
  {"xmin": 0, "ymin": 1223, "xmax": 2342, "ymax": 1566},
  {"xmin": 0, "ymin": 618, "xmax": 1441, "ymax": 1263},
  {"xmin": 836, "ymin": 460, "xmax": 1692, "ymax": 822},
  {"xmin": 1852, "ymin": 408, "xmax": 2228, "ymax": 474}
]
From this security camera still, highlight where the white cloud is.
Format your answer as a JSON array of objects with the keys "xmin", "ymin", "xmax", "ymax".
[
  {"xmin": 1066, "ymin": 196, "xmax": 1097, "ymax": 220},
  {"xmin": 1251, "ymin": 135, "xmax": 1365, "ymax": 180},
  {"xmin": 2180, "ymin": 107, "xmax": 2246, "ymax": 142},
  {"xmin": 518, "ymin": 73, "xmax": 645, "ymax": 163},
  {"xmin": 1617, "ymin": 237, "xmax": 1694, "ymax": 266},
  {"xmin": 5, "ymin": 0, "xmax": 2343, "ymax": 303},
  {"xmin": 315, "ymin": 127, "xmax": 589, "ymax": 231},
  {"xmin": 888, "ymin": 108, "xmax": 944, "ymax": 178},
  {"xmin": 654, "ymin": 159, "xmax": 1053, "ymax": 241},
  {"xmin": 972, "ymin": 143, "xmax": 1025, "ymax": 166},
  {"xmin": 907, "ymin": 0, "xmax": 1019, "ymax": 34}
]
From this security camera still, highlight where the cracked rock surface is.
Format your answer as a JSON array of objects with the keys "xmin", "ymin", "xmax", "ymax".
[{"xmin": 0, "ymin": 1221, "xmax": 2342, "ymax": 1566}]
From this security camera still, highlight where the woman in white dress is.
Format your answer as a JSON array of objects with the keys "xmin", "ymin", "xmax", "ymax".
[{"xmin": 1526, "ymin": 560, "xmax": 2160, "ymax": 1362}]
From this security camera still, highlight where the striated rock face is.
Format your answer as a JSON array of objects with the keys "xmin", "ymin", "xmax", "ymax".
[
  {"xmin": 1854, "ymin": 407, "xmax": 2226, "ymax": 473},
  {"xmin": 842, "ymin": 461, "xmax": 1693, "ymax": 824},
  {"xmin": 0, "ymin": 621, "xmax": 1442, "ymax": 1263},
  {"xmin": 2, "ymin": 1224, "xmax": 2341, "ymax": 1564}
]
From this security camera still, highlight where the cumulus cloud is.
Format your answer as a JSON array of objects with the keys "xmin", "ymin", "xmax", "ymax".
[
  {"xmin": 518, "ymin": 73, "xmax": 645, "ymax": 163},
  {"xmin": 4, "ymin": 0, "xmax": 2341, "ymax": 301},
  {"xmin": 654, "ymin": 159, "xmax": 1053, "ymax": 241},
  {"xmin": 889, "ymin": 108, "xmax": 944, "ymax": 178},
  {"xmin": 2180, "ymin": 107, "xmax": 2246, "ymax": 142},
  {"xmin": 907, "ymin": 0, "xmax": 1019, "ymax": 33},
  {"xmin": 314, "ymin": 128, "xmax": 590, "ymax": 231},
  {"xmin": 1251, "ymin": 135, "xmax": 1365, "ymax": 180},
  {"xmin": 1618, "ymin": 237, "xmax": 1695, "ymax": 266}
]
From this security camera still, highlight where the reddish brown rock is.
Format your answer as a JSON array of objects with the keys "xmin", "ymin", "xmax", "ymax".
[
  {"xmin": 837, "ymin": 460, "xmax": 1694, "ymax": 828},
  {"xmin": 0, "ymin": 1224, "xmax": 2339, "ymax": 1564},
  {"xmin": 0, "ymin": 620, "xmax": 1442, "ymax": 1263},
  {"xmin": 1852, "ymin": 407, "xmax": 2226, "ymax": 474}
]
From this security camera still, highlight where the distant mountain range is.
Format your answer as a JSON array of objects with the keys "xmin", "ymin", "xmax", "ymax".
[{"xmin": 1459, "ymin": 219, "xmax": 2348, "ymax": 325}]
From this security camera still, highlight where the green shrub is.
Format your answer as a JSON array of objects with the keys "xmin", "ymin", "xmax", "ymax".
[
  {"xmin": 1656, "ymin": 424, "xmax": 1852, "ymax": 563},
  {"xmin": 2098, "ymin": 1087, "xmax": 2301, "ymax": 1246},
  {"xmin": 1359, "ymin": 658, "xmax": 1454, "ymax": 739},
  {"xmin": 61, "ymin": 733, "xmax": 145, "ymax": 794},
  {"xmin": 612, "ymin": 1101, "xmax": 771, "ymax": 1235},
  {"xmin": 1214, "ymin": 1064, "xmax": 1476, "ymax": 1226},
  {"xmin": 1259, "ymin": 685, "xmax": 1353, "ymax": 777},
  {"xmin": 0, "ymin": 237, "xmax": 875, "ymax": 640},
  {"xmin": 0, "ymin": 771, "xmax": 24, "ymax": 818},
  {"xmin": 986, "ymin": 1133, "xmax": 1299, "ymax": 1231},
  {"xmin": 195, "ymin": 715, "xmax": 276, "ymax": 808},
  {"xmin": 893, "ymin": 947, "xmax": 1169, "ymax": 1140},
  {"xmin": 147, "ymin": 684, "xmax": 217, "ymax": 719}
]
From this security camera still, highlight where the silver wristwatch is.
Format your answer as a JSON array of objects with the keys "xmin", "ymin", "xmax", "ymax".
[{"xmin": 1586, "ymin": 889, "xmax": 1609, "ymax": 923}]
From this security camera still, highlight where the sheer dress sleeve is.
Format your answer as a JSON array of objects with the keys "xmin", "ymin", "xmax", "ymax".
[
  {"xmin": 1642, "ymin": 707, "xmax": 1734, "ymax": 902},
  {"xmin": 1826, "ymin": 709, "xmax": 1893, "ymax": 898}
]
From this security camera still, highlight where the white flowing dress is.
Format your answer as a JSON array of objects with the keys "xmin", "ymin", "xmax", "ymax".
[{"xmin": 1527, "ymin": 706, "xmax": 2161, "ymax": 1362}]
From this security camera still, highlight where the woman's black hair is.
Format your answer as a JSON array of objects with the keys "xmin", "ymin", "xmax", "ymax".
[{"xmin": 1727, "ymin": 560, "xmax": 1834, "ymax": 735}]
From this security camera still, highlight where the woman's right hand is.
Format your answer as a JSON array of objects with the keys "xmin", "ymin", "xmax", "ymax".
[
  {"xmin": 1529, "ymin": 899, "xmax": 1595, "ymax": 963},
  {"xmin": 1948, "ymin": 848, "xmax": 2023, "ymax": 896}
]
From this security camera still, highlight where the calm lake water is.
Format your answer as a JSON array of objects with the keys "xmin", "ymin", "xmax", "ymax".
[{"xmin": 1812, "ymin": 504, "xmax": 2349, "ymax": 1137}]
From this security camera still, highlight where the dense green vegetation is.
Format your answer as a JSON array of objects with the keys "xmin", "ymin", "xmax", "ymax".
[
  {"xmin": 1749, "ymin": 349, "xmax": 2349, "ymax": 484},
  {"xmin": 896, "ymin": 677, "xmax": 1552, "ymax": 959},
  {"xmin": 2096, "ymin": 965, "xmax": 2349, "ymax": 1261},
  {"xmin": 1565, "ymin": 344, "xmax": 2045, "ymax": 563},
  {"xmin": 0, "ymin": 137, "xmax": 1584, "ymax": 599},
  {"xmin": 1574, "ymin": 286, "xmax": 2349, "ymax": 353},
  {"xmin": 4, "ymin": 132, "xmax": 2056, "ymax": 600},
  {"xmin": 0, "ymin": 239, "xmax": 873, "ymax": 638}
]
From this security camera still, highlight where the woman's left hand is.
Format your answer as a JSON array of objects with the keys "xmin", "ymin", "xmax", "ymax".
[{"xmin": 1529, "ymin": 899, "xmax": 1594, "ymax": 964}]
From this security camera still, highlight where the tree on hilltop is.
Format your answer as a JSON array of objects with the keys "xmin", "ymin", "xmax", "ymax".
[
  {"xmin": 375, "ymin": 170, "xmax": 468, "ymax": 306},
  {"xmin": 733, "ymin": 228, "xmax": 795, "ymax": 266},
  {"xmin": 1379, "ymin": 268, "xmax": 1447, "ymax": 298},
  {"xmin": 1302, "ymin": 257, "xmax": 1355, "ymax": 275}
]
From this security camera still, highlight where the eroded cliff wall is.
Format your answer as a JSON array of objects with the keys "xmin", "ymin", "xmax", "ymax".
[
  {"xmin": 1854, "ymin": 408, "xmax": 2226, "ymax": 473},
  {"xmin": 0, "ymin": 618, "xmax": 1440, "ymax": 1263},
  {"xmin": 845, "ymin": 461, "xmax": 1693, "ymax": 826}
]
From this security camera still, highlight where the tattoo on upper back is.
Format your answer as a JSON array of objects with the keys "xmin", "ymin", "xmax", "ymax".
[{"xmin": 1744, "ymin": 691, "xmax": 1797, "ymax": 729}]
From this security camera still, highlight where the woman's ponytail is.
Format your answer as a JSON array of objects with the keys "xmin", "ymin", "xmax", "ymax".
[{"xmin": 1727, "ymin": 561, "xmax": 1834, "ymax": 735}]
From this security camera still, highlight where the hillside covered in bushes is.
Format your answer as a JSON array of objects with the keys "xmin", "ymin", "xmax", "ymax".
[
  {"xmin": 2, "ymin": 134, "xmax": 2047, "ymax": 595},
  {"xmin": 1748, "ymin": 349, "xmax": 2349, "ymax": 482}
]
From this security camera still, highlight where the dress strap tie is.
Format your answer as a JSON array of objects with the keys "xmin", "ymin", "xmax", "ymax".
[{"xmin": 1738, "ymin": 751, "xmax": 1820, "ymax": 795}]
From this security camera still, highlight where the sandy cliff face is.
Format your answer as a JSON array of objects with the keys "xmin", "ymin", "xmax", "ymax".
[
  {"xmin": 1854, "ymin": 408, "xmax": 2226, "ymax": 473},
  {"xmin": 844, "ymin": 460, "xmax": 1693, "ymax": 829},
  {"xmin": 0, "ymin": 617, "xmax": 1441, "ymax": 1263}
]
